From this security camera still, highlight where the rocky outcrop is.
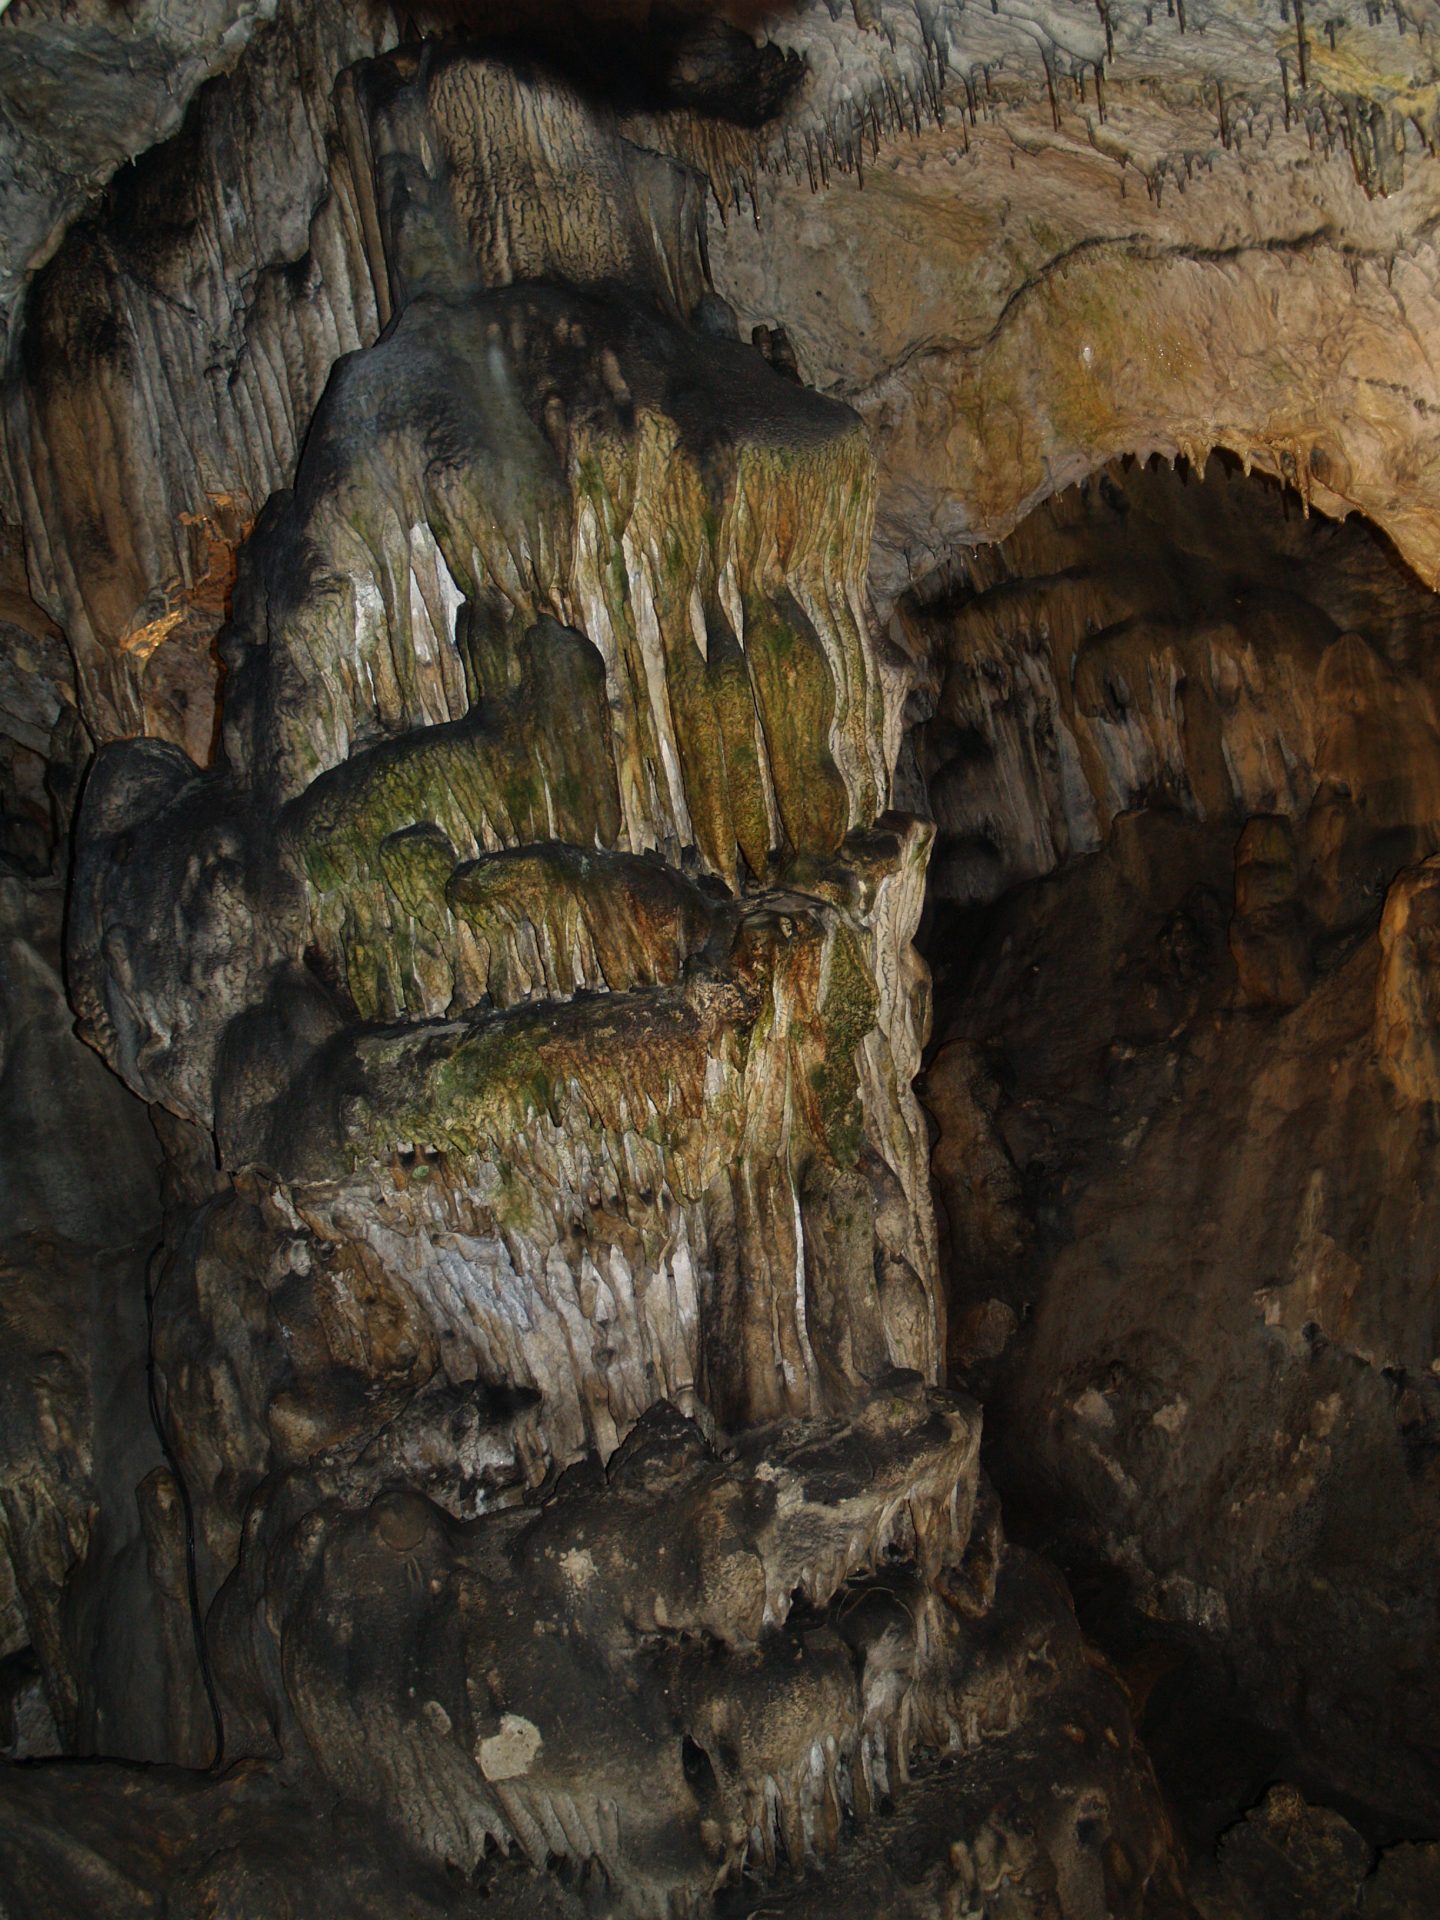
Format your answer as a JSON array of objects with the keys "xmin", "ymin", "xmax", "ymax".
[
  {"xmin": 709, "ymin": 5, "xmax": 1440, "ymax": 602},
  {"xmin": 65, "ymin": 49, "xmax": 942, "ymax": 1467},
  {"xmin": 1192, "ymin": 1785, "xmax": 1440, "ymax": 1919},
  {"xmin": 0, "ymin": 1525, "xmax": 1184, "ymax": 1919},
  {"xmin": 209, "ymin": 1393, "xmax": 985, "ymax": 1899},
  {"xmin": 902, "ymin": 454, "xmax": 1440, "ymax": 913},
  {"xmin": 3, "ymin": 0, "xmax": 395, "ymax": 755},
  {"xmin": 0, "ymin": 872, "xmax": 180, "ymax": 1764},
  {"xmin": 8, "ymin": 0, "xmax": 1440, "ymax": 755}
]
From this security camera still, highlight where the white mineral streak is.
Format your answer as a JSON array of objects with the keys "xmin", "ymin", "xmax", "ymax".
[{"xmin": 622, "ymin": 528, "xmax": 696, "ymax": 848}]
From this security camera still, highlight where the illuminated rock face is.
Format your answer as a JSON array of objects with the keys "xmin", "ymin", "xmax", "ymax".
[
  {"xmin": 67, "ymin": 54, "xmax": 943, "ymax": 1468},
  {"xmin": 0, "ymin": 38, "xmax": 1183, "ymax": 1920},
  {"xmin": 3, "ymin": 2, "xmax": 1440, "ymax": 1914}
]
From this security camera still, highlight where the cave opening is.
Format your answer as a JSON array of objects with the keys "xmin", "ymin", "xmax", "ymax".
[{"xmin": 911, "ymin": 450, "xmax": 1440, "ymax": 1858}]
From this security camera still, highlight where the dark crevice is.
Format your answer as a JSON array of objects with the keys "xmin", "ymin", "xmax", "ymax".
[{"xmin": 143, "ymin": 1245, "xmax": 226, "ymax": 1774}]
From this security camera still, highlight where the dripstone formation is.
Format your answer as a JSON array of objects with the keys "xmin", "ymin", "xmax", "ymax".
[
  {"xmin": 4, "ymin": 2, "xmax": 1440, "ymax": 1916},
  {"xmin": 0, "ymin": 31, "xmax": 1183, "ymax": 1920}
]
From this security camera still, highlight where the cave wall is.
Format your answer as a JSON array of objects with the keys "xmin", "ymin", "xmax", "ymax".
[
  {"xmin": 919, "ymin": 459, "xmax": 1440, "ymax": 1847},
  {"xmin": 2, "ymin": 1, "xmax": 1440, "ymax": 1914},
  {"xmin": 0, "ymin": 15, "xmax": 1188, "ymax": 1916}
]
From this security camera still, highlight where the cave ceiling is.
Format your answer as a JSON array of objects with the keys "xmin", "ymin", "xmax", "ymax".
[{"xmin": 2, "ymin": 0, "xmax": 1439, "ymax": 720}]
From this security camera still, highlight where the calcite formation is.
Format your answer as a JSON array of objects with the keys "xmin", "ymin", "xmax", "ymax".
[
  {"xmin": 0, "ymin": 23, "xmax": 1185, "ymax": 1920},
  {"xmin": 4, "ymin": 0, "xmax": 1440, "ymax": 1914}
]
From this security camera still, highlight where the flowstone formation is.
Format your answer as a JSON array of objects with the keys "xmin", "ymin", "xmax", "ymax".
[
  {"xmin": 7, "ymin": 0, "xmax": 1440, "ymax": 1912},
  {"xmin": 0, "ymin": 36, "xmax": 1184, "ymax": 1920}
]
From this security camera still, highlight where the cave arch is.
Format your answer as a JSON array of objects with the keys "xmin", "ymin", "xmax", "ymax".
[{"xmin": 912, "ymin": 450, "xmax": 1440, "ymax": 1846}]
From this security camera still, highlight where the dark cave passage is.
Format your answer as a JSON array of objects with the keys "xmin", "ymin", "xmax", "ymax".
[{"xmin": 911, "ymin": 454, "xmax": 1440, "ymax": 1857}]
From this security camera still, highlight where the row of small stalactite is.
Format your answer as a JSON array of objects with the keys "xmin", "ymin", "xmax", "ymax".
[{"xmin": 647, "ymin": 0, "xmax": 1438, "ymax": 219}]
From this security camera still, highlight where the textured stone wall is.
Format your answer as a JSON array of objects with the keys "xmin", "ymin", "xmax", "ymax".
[{"xmin": 3, "ymin": 2, "xmax": 1440, "ymax": 1913}]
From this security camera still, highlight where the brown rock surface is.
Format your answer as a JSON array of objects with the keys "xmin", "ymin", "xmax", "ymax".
[
  {"xmin": 3, "ymin": 1, "xmax": 1440, "ymax": 1912},
  {"xmin": 0, "ymin": 20, "xmax": 1196, "ymax": 1916},
  {"xmin": 921, "ymin": 461, "xmax": 1440, "ymax": 1842}
]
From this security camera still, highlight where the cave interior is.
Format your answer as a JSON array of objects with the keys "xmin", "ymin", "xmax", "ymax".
[{"xmin": 3, "ymin": 2, "xmax": 1440, "ymax": 1917}]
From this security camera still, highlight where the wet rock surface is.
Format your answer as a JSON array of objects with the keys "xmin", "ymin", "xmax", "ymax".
[
  {"xmin": 0, "ymin": 24, "xmax": 1190, "ymax": 1920},
  {"xmin": 1, "ymin": 3, "xmax": 1439, "ymax": 1915}
]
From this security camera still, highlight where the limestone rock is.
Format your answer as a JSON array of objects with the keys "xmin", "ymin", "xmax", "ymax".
[
  {"xmin": 0, "ymin": 29, "xmax": 1192, "ymax": 1916},
  {"xmin": 1375, "ymin": 855, "xmax": 1440, "ymax": 1106},
  {"xmin": 1192, "ymin": 1784, "xmax": 1440, "ymax": 1920},
  {"xmin": 0, "ymin": 872, "xmax": 194, "ymax": 1765},
  {"xmin": 929, "ymin": 797, "xmax": 1440, "ymax": 1829},
  {"xmin": 9, "ymin": 1, "xmax": 1440, "ymax": 1913}
]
